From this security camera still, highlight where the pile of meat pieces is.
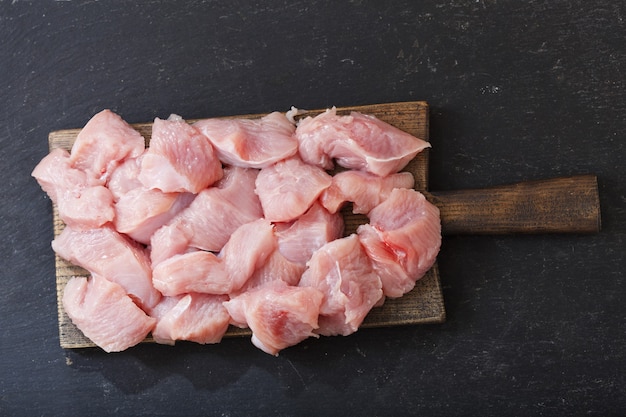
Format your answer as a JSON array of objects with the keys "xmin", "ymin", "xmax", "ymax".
[{"xmin": 33, "ymin": 107, "xmax": 441, "ymax": 355}]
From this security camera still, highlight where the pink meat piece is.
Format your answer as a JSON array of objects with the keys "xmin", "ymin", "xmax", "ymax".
[
  {"xmin": 114, "ymin": 188, "xmax": 194, "ymax": 244},
  {"xmin": 357, "ymin": 188, "xmax": 441, "ymax": 298},
  {"xmin": 32, "ymin": 148, "xmax": 85, "ymax": 199},
  {"xmin": 274, "ymin": 202, "xmax": 344, "ymax": 264},
  {"xmin": 139, "ymin": 115, "xmax": 223, "ymax": 193},
  {"xmin": 149, "ymin": 220, "xmax": 194, "ymax": 267},
  {"xmin": 194, "ymin": 112, "xmax": 298, "ymax": 168},
  {"xmin": 69, "ymin": 109, "xmax": 145, "ymax": 183},
  {"xmin": 320, "ymin": 170, "xmax": 415, "ymax": 214},
  {"xmin": 152, "ymin": 218, "xmax": 276, "ymax": 296},
  {"xmin": 299, "ymin": 234, "xmax": 383, "ymax": 336},
  {"xmin": 219, "ymin": 218, "xmax": 277, "ymax": 282},
  {"xmin": 147, "ymin": 294, "xmax": 183, "ymax": 320},
  {"xmin": 52, "ymin": 225, "xmax": 161, "ymax": 310},
  {"xmin": 150, "ymin": 293, "xmax": 230, "ymax": 345},
  {"xmin": 152, "ymin": 250, "xmax": 229, "ymax": 296},
  {"xmin": 62, "ymin": 275, "xmax": 156, "ymax": 352},
  {"xmin": 295, "ymin": 108, "xmax": 431, "ymax": 176},
  {"xmin": 255, "ymin": 157, "xmax": 332, "ymax": 222},
  {"xmin": 223, "ymin": 280, "xmax": 324, "ymax": 355},
  {"xmin": 220, "ymin": 218, "xmax": 277, "ymax": 291},
  {"xmin": 233, "ymin": 249, "xmax": 306, "ymax": 296},
  {"xmin": 150, "ymin": 166, "xmax": 263, "ymax": 265},
  {"xmin": 107, "ymin": 154, "xmax": 144, "ymax": 201},
  {"xmin": 31, "ymin": 148, "xmax": 115, "ymax": 230}
]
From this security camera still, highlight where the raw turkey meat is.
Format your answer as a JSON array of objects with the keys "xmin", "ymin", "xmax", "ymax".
[
  {"xmin": 153, "ymin": 218, "xmax": 276, "ymax": 295},
  {"xmin": 31, "ymin": 148, "xmax": 115, "ymax": 230},
  {"xmin": 149, "ymin": 220, "xmax": 195, "ymax": 267},
  {"xmin": 274, "ymin": 202, "xmax": 344, "ymax": 265},
  {"xmin": 320, "ymin": 170, "xmax": 415, "ymax": 214},
  {"xmin": 150, "ymin": 166, "xmax": 263, "ymax": 265},
  {"xmin": 69, "ymin": 109, "xmax": 145, "ymax": 183},
  {"xmin": 32, "ymin": 148, "xmax": 81, "ymax": 199},
  {"xmin": 357, "ymin": 188, "xmax": 441, "ymax": 298},
  {"xmin": 150, "ymin": 293, "xmax": 230, "ymax": 345},
  {"xmin": 35, "ymin": 106, "xmax": 440, "ymax": 355},
  {"xmin": 194, "ymin": 112, "xmax": 298, "ymax": 168},
  {"xmin": 107, "ymin": 154, "xmax": 144, "ymax": 201},
  {"xmin": 114, "ymin": 188, "xmax": 194, "ymax": 244},
  {"xmin": 223, "ymin": 280, "xmax": 324, "ymax": 355},
  {"xmin": 299, "ymin": 234, "xmax": 383, "ymax": 336},
  {"xmin": 219, "ymin": 218, "xmax": 277, "ymax": 292},
  {"xmin": 152, "ymin": 250, "xmax": 228, "ymax": 296},
  {"xmin": 233, "ymin": 249, "xmax": 306, "ymax": 296},
  {"xmin": 139, "ymin": 115, "xmax": 223, "ymax": 193},
  {"xmin": 295, "ymin": 108, "xmax": 430, "ymax": 176},
  {"xmin": 52, "ymin": 225, "xmax": 161, "ymax": 310},
  {"xmin": 255, "ymin": 157, "xmax": 332, "ymax": 222},
  {"xmin": 62, "ymin": 275, "xmax": 156, "ymax": 353}
]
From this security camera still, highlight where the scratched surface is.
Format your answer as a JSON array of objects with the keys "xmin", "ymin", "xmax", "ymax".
[{"xmin": 2, "ymin": 1, "xmax": 625, "ymax": 416}]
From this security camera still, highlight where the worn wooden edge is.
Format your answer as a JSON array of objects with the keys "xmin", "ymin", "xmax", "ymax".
[
  {"xmin": 428, "ymin": 174, "xmax": 601, "ymax": 235},
  {"xmin": 49, "ymin": 101, "xmax": 446, "ymax": 350}
]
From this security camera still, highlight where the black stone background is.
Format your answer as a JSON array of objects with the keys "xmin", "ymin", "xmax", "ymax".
[{"xmin": 1, "ymin": 1, "xmax": 624, "ymax": 416}]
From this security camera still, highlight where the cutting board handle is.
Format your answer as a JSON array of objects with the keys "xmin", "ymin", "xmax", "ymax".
[{"xmin": 427, "ymin": 175, "xmax": 601, "ymax": 235}]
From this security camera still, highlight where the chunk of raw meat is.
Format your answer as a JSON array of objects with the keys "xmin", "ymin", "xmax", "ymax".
[
  {"xmin": 32, "ymin": 148, "xmax": 87, "ymax": 199},
  {"xmin": 150, "ymin": 166, "xmax": 263, "ymax": 265},
  {"xmin": 320, "ymin": 170, "xmax": 415, "ymax": 214},
  {"xmin": 32, "ymin": 148, "xmax": 115, "ymax": 230},
  {"xmin": 107, "ymin": 154, "xmax": 144, "ymax": 201},
  {"xmin": 114, "ymin": 188, "xmax": 194, "ymax": 244},
  {"xmin": 223, "ymin": 280, "xmax": 324, "ymax": 355},
  {"xmin": 149, "ymin": 220, "xmax": 194, "ymax": 267},
  {"xmin": 139, "ymin": 115, "xmax": 223, "ymax": 193},
  {"xmin": 194, "ymin": 112, "xmax": 298, "ymax": 168},
  {"xmin": 274, "ymin": 202, "xmax": 344, "ymax": 264},
  {"xmin": 52, "ymin": 225, "xmax": 161, "ymax": 309},
  {"xmin": 220, "ymin": 218, "xmax": 277, "ymax": 291},
  {"xmin": 357, "ymin": 188, "xmax": 441, "ymax": 298},
  {"xmin": 152, "ymin": 250, "xmax": 229, "ymax": 296},
  {"xmin": 62, "ymin": 275, "xmax": 156, "ymax": 352},
  {"xmin": 150, "ymin": 293, "xmax": 230, "ymax": 345},
  {"xmin": 153, "ymin": 218, "xmax": 276, "ymax": 295},
  {"xmin": 233, "ymin": 249, "xmax": 306, "ymax": 296},
  {"xmin": 255, "ymin": 157, "xmax": 332, "ymax": 222},
  {"xmin": 146, "ymin": 293, "xmax": 182, "ymax": 321},
  {"xmin": 69, "ymin": 109, "xmax": 145, "ymax": 183},
  {"xmin": 299, "ymin": 234, "xmax": 382, "ymax": 336},
  {"xmin": 295, "ymin": 108, "xmax": 430, "ymax": 176}
]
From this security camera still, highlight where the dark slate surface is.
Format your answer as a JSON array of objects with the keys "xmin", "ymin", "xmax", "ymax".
[{"xmin": 1, "ymin": 1, "xmax": 624, "ymax": 416}]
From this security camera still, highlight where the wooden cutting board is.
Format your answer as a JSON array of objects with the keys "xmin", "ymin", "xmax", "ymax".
[
  {"xmin": 49, "ymin": 101, "xmax": 601, "ymax": 349},
  {"xmin": 49, "ymin": 101, "xmax": 444, "ymax": 349}
]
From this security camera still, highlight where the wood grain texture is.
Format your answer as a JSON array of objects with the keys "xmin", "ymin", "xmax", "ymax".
[
  {"xmin": 49, "ymin": 101, "xmax": 445, "ymax": 349},
  {"xmin": 429, "ymin": 175, "xmax": 601, "ymax": 235}
]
